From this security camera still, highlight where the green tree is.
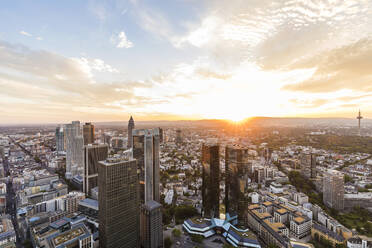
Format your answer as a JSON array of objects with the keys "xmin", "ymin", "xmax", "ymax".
[
  {"xmin": 190, "ymin": 234, "xmax": 204, "ymax": 243},
  {"xmin": 174, "ymin": 205, "xmax": 198, "ymax": 224},
  {"xmin": 344, "ymin": 174, "xmax": 353, "ymax": 183},
  {"xmin": 223, "ymin": 244, "xmax": 235, "ymax": 248},
  {"xmin": 172, "ymin": 228, "xmax": 181, "ymax": 238},
  {"xmin": 164, "ymin": 236, "xmax": 172, "ymax": 248}
]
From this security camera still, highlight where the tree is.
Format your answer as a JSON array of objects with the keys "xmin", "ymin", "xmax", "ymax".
[
  {"xmin": 22, "ymin": 240, "xmax": 33, "ymax": 248},
  {"xmin": 174, "ymin": 205, "xmax": 198, "ymax": 224},
  {"xmin": 164, "ymin": 236, "xmax": 172, "ymax": 248},
  {"xmin": 344, "ymin": 174, "xmax": 353, "ymax": 183},
  {"xmin": 223, "ymin": 244, "xmax": 235, "ymax": 248},
  {"xmin": 190, "ymin": 234, "xmax": 204, "ymax": 243},
  {"xmin": 172, "ymin": 228, "xmax": 181, "ymax": 238}
]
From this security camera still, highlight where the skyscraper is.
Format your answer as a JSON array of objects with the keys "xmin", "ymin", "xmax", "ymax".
[
  {"xmin": 128, "ymin": 116, "xmax": 135, "ymax": 149},
  {"xmin": 323, "ymin": 170, "xmax": 344, "ymax": 211},
  {"xmin": 83, "ymin": 122, "xmax": 95, "ymax": 145},
  {"xmin": 225, "ymin": 144, "xmax": 250, "ymax": 226},
  {"xmin": 201, "ymin": 140, "xmax": 220, "ymax": 218},
  {"xmin": 55, "ymin": 126, "xmax": 65, "ymax": 153},
  {"xmin": 310, "ymin": 154, "xmax": 317, "ymax": 179},
  {"xmin": 132, "ymin": 128, "xmax": 160, "ymax": 204},
  {"xmin": 299, "ymin": 153, "xmax": 312, "ymax": 179},
  {"xmin": 140, "ymin": 200, "xmax": 163, "ymax": 248},
  {"xmin": 65, "ymin": 121, "xmax": 83, "ymax": 178},
  {"xmin": 83, "ymin": 144, "xmax": 108, "ymax": 196},
  {"xmin": 98, "ymin": 156, "xmax": 139, "ymax": 248},
  {"xmin": 175, "ymin": 129, "xmax": 182, "ymax": 144}
]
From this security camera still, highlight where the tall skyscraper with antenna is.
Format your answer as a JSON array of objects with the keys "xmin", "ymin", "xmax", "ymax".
[
  {"xmin": 357, "ymin": 110, "xmax": 363, "ymax": 136},
  {"xmin": 128, "ymin": 116, "xmax": 135, "ymax": 149}
]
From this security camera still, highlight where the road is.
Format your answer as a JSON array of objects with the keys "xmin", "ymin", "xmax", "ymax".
[{"xmin": 3, "ymin": 156, "xmax": 23, "ymax": 247}]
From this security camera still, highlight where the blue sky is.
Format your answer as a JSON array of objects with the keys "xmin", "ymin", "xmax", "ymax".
[{"xmin": 1, "ymin": 0, "xmax": 372, "ymax": 123}]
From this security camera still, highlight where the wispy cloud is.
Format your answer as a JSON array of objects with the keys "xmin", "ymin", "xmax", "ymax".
[
  {"xmin": 282, "ymin": 38, "xmax": 372, "ymax": 93},
  {"xmin": 19, "ymin": 31, "xmax": 32, "ymax": 37}
]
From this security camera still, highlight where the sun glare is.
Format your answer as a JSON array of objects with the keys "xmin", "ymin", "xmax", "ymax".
[{"xmin": 228, "ymin": 114, "xmax": 246, "ymax": 123}]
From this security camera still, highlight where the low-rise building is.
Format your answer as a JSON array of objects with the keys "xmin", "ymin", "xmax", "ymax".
[
  {"xmin": 290, "ymin": 216, "xmax": 312, "ymax": 239},
  {"xmin": 311, "ymin": 223, "xmax": 345, "ymax": 247}
]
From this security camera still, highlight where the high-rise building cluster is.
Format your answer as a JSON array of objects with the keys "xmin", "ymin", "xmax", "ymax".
[{"xmin": 50, "ymin": 116, "xmax": 164, "ymax": 247}]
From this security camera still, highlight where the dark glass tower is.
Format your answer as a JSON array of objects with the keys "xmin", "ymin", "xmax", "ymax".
[
  {"xmin": 83, "ymin": 144, "xmax": 108, "ymax": 196},
  {"xmin": 225, "ymin": 144, "xmax": 250, "ymax": 227},
  {"xmin": 132, "ymin": 128, "xmax": 160, "ymax": 204},
  {"xmin": 98, "ymin": 157, "xmax": 139, "ymax": 248},
  {"xmin": 83, "ymin": 122, "xmax": 95, "ymax": 145},
  {"xmin": 140, "ymin": 200, "xmax": 163, "ymax": 248},
  {"xmin": 128, "ymin": 116, "xmax": 135, "ymax": 149},
  {"xmin": 55, "ymin": 126, "xmax": 64, "ymax": 153},
  {"xmin": 201, "ymin": 141, "xmax": 220, "ymax": 218}
]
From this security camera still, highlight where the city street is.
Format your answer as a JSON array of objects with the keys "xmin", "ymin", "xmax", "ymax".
[{"xmin": 3, "ymin": 157, "xmax": 22, "ymax": 248}]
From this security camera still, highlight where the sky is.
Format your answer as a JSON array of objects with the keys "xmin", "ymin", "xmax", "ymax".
[{"xmin": 0, "ymin": 0, "xmax": 372, "ymax": 124}]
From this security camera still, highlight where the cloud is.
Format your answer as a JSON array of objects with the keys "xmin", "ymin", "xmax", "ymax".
[
  {"xmin": 36, "ymin": 37, "xmax": 43, "ymax": 41},
  {"xmin": 76, "ymin": 57, "xmax": 119, "ymax": 74},
  {"xmin": 289, "ymin": 98, "xmax": 329, "ymax": 108},
  {"xmin": 19, "ymin": 31, "xmax": 32, "ymax": 37},
  {"xmin": 111, "ymin": 31, "xmax": 133, "ymax": 48},
  {"xmin": 136, "ymin": 7, "xmax": 173, "ymax": 41},
  {"xmin": 282, "ymin": 38, "xmax": 372, "ymax": 93}
]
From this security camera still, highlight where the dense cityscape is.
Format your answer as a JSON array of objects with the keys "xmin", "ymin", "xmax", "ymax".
[
  {"xmin": 2, "ymin": 0, "xmax": 372, "ymax": 247},
  {"xmin": 0, "ymin": 115, "xmax": 371, "ymax": 248}
]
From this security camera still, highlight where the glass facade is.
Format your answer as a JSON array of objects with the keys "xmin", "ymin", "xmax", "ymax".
[
  {"xmin": 98, "ymin": 158, "xmax": 139, "ymax": 248},
  {"xmin": 83, "ymin": 144, "xmax": 108, "ymax": 196},
  {"xmin": 225, "ymin": 145, "xmax": 250, "ymax": 227},
  {"xmin": 202, "ymin": 143, "xmax": 220, "ymax": 218},
  {"xmin": 133, "ymin": 128, "xmax": 160, "ymax": 204}
]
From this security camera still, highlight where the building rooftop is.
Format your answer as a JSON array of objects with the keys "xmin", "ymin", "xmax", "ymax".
[
  {"xmin": 79, "ymin": 198, "xmax": 98, "ymax": 211},
  {"xmin": 252, "ymin": 210, "xmax": 272, "ymax": 220},
  {"xmin": 276, "ymin": 208, "xmax": 288, "ymax": 215},
  {"xmin": 312, "ymin": 223, "xmax": 345, "ymax": 242},
  {"xmin": 263, "ymin": 201, "xmax": 273, "ymax": 207},
  {"xmin": 185, "ymin": 218, "xmax": 212, "ymax": 229},
  {"xmin": 248, "ymin": 204, "xmax": 260, "ymax": 210},
  {"xmin": 47, "ymin": 224, "xmax": 91, "ymax": 248},
  {"xmin": 293, "ymin": 217, "xmax": 306, "ymax": 224},
  {"xmin": 264, "ymin": 220, "xmax": 286, "ymax": 233},
  {"xmin": 143, "ymin": 200, "xmax": 162, "ymax": 211}
]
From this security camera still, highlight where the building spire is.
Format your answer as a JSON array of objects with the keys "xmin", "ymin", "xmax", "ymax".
[
  {"xmin": 128, "ymin": 115, "xmax": 135, "ymax": 148},
  {"xmin": 357, "ymin": 109, "xmax": 363, "ymax": 136}
]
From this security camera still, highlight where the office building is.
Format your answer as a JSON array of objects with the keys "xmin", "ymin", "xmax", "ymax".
[
  {"xmin": 175, "ymin": 129, "xmax": 182, "ymax": 144},
  {"xmin": 201, "ymin": 140, "xmax": 220, "ymax": 219},
  {"xmin": 310, "ymin": 154, "xmax": 317, "ymax": 179},
  {"xmin": 159, "ymin": 128, "xmax": 164, "ymax": 143},
  {"xmin": 225, "ymin": 144, "xmax": 250, "ymax": 227},
  {"xmin": 83, "ymin": 144, "xmax": 108, "ymax": 196},
  {"xmin": 140, "ymin": 200, "xmax": 163, "ymax": 248},
  {"xmin": 128, "ymin": 116, "xmax": 135, "ymax": 149},
  {"xmin": 83, "ymin": 123, "xmax": 95, "ymax": 145},
  {"xmin": 55, "ymin": 126, "xmax": 64, "ymax": 153},
  {"xmin": 103, "ymin": 133, "xmax": 111, "ymax": 148},
  {"xmin": 133, "ymin": 128, "xmax": 160, "ymax": 204},
  {"xmin": 78, "ymin": 198, "xmax": 99, "ymax": 220},
  {"xmin": 65, "ymin": 121, "xmax": 83, "ymax": 178},
  {"xmin": 98, "ymin": 157, "xmax": 139, "ymax": 248},
  {"xmin": 323, "ymin": 170, "xmax": 344, "ymax": 211}
]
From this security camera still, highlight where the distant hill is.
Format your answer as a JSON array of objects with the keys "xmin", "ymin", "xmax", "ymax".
[{"xmin": 1, "ymin": 117, "xmax": 371, "ymax": 128}]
